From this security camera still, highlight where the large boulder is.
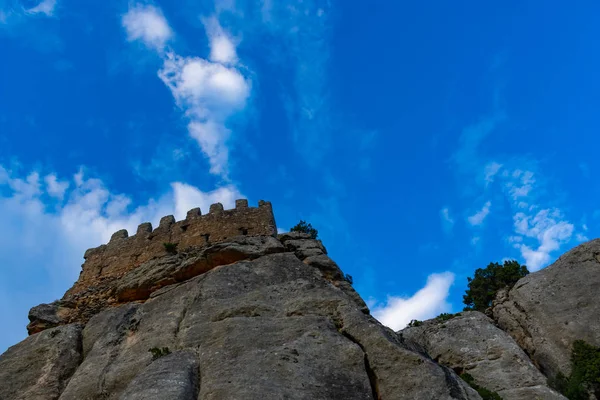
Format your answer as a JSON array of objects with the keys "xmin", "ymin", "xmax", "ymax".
[
  {"xmin": 0, "ymin": 324, "xmax": 83, "ymax": 400},
  {"xmin": 401, "ymin": 311, "xmax": 565, "ymax": 400},
  {"xmin": 492, "ymin": 239, "xmax": 600, "ymax": 379}
]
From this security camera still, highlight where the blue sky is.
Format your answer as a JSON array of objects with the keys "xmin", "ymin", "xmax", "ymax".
[{"xmin": 1, "ymin": 0, "xmax": 598, "ymax": 352}]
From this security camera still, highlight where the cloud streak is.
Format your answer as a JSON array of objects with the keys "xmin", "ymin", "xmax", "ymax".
[
  {"xmin": 122, "ymin": 4, "xmax": 250, "ymax": 177},
  {"xmin": 468, "ymin": 201, "xmax": 491, "ymax": 226},
  {"xmin": 372, "ymin": 272, "xmax": 455, "ymax": 331}
]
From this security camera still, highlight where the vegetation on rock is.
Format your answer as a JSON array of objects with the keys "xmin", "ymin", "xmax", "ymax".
[
  {"xmin": 407, "ymin": 319, "xmax": 423, "ymax": 327},
  {"xmin": 463, "ymin": 260, "xmax": 529, "ymax": 312},
  {"xmin": 290, "ymin": 220, "xmax": 319, "ymax": 239},
  {"xmin": 149, "ymin": 347, "xmax": 171, "ymax": 360},
  {"xmin": 163, "ymin": 242, "xmax": 177, "ymax": 254},
  {"xmin": 460, "ymin": 372, "xmax": 502, "ymax": 400},
  {"xmin": 435, "ymin": 312, "xmax": 459, "ymax": 322},
  {"xmin": 344, "ymin": 273, "xmax": 354, "ymax": 285},
  {"xmin": 549, "ymin": 340, "xmax": 600, "ymax": 400}
]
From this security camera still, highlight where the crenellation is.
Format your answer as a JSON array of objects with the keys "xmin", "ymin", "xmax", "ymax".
[
  {"xmin": 209, "ymin": 203, "xmax": 224, "ymax": 214},
  {"xmin": 236, "ymin": 199, "xmax": 249, "ymax": 208},
  {"xmin": 136, "ymin": 222, "xmax": 152, "ymax": 235},
  {"xmin": 68, "ymin": 200, "xmax": 277, "ymax": 298},
  {"xmin": 110, "ymin": 229, "xmax": 128, "ymax": 243},
  {"xmin": 186, "ymin": 207, "xmax": 201, "ymax": 219},
  {"xmin": 159, "ymin": 215, "xmax": 175, "ymax": 228}
]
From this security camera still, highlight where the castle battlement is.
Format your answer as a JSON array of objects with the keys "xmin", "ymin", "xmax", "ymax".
[{"xmin": 67, "ymin": 199, "xmax": 277, "ymax": 297}]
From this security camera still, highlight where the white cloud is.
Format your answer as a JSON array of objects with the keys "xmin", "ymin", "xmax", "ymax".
[
  {"xmin": 512, "ymin": 208, "xmax": 574, "ymax": 271},
  {"xmin": 372, "ymin": 272, "xmax": 455, "ymax": 331},
  {"xmin": 484, "ymin": 161, "xmax": 502, "ymax": 185},
  {"xmin": 123, "ymin": 4, "xmax": 250, "ymax": 177},
  {"xmin": 158, "ymin": 52, "xmax": 250, "ymax": 175},
  {"xmin": 25, "ymin": 0, "xmax": 57, "ymax": 16},
  {"xmin": 440, "ymin": 207, "xmax": 454, "ymax": 232},
  {"xmin": 171, "ymin": 182, "xmax": 241, "ymax": 220},
  {"xmin": 505, "ymin": 169, "xmax": 535, "ymax": 201},
  {"xmin": 0, "ymin": 165, "xmax": 242, "ymax": 352},
  {"xmin": 468, "ymin": 201, "xmax": 491, "ymax": 226},
  {"xmin": 44, "ymin": 174, "xmax": 68, "ymax": 199},
  {"xmin": 203, "ymin": 16, "xmax": 238, "ymax": 64},
  {"xmin": 122, "ymin": 4, "xmax": 173, "ymax": 51}
]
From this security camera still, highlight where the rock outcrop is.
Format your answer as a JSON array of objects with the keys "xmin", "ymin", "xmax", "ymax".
[
  {"xmin": 0, "ymin": 201, "xmax": 481, "ymax": 400},
  {"xmin": 0, "ymin": 324, "xmax": 83, "ymax": 400},
  {"xmin": 401, "ymin": 311, "xmax": 566, "ymax": 400},
  {"xmin": 492, "ymin": 239, "xmax": 600, "ymax": 380}
]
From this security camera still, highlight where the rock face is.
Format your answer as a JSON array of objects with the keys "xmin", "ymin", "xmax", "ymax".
[
  {"xmin": 492, "ymin": 239, "xmax": 600, "ymax": 379},
  {"xmin": 0, "ymin": 324, "xmax": 83, "ymax": 400},
  {"xmin": 0, "ymin": 201, "xmax": 481, "ymax": 400},
  {"xmin": 401, "ymin": 311, "xmax": 566, "ymax": 400}
]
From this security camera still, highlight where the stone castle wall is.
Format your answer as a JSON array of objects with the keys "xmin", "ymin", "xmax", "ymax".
[{"xmin": 66, "ymin": 199, "xmax": 277, "ymax": 297}]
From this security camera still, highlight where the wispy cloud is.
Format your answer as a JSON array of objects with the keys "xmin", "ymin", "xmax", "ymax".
[
  {"xmin": 440, "ymin": 207, "xmax": 455, "ymax": 233},
  {"xmin": 122, "ymin": 4, "xmax": 250, "ymax": 177},
  {"xmin": 25, "ymin": 0, "xmax": 57, "ymax": 16},
  {"xmin": 122, "ymin": 4, "xmax": 173, "ymax": 51},
  {"xmin": 1, "ymin": 0, "xmax": 57, "ymax": 25},
  {"xmin": 511, "ymin": 208, "xmax": 574, "ymax": 271},
  {"xmin": 260, "ymin": 0, "xmax": 333, "ymax": 166},
  {"xmin": 468, "ymin": 201, "xmax": 491, "ymax": 226},
  {"xmin": 372, "ymin": 272, "xmax": 455, "ymax": 331}
]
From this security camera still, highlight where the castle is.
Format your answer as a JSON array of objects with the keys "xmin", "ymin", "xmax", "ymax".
[{"xmin": 28, "ymin": 200, "xmax": 278, "ymax": 334}]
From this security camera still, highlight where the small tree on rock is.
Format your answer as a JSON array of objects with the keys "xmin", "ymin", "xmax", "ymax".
[
  {"xmin": 290, "ymin": 220, "xmax": 318, "ymax": 239},
  {"xmin": 463, "ymin": 260, "xmax": 529, "ymax": 312}
]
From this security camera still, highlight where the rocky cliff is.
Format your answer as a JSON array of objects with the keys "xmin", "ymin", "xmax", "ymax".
[
  {"xmin": 1, "ymin": 200, "xmax": 598, "ymax": 400},
  {"xmin": 0, "ymin": 201, "xmax": 480, "ymax": 400},
  {"xmin": 400, "ymin": 239, "xmax": 600, "ymax": 400}
]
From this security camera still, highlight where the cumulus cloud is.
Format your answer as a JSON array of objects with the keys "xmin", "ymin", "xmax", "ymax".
[
  {"xmin": 372, "ymin": 272, "xmax": 455, "ymax": 331},
  {"xmin": 123, "ymin": 5, "xmax": 250, "ymax": 177},
  {"xmin": 24, "ymin": 0, "xmax": 57, "ymax": 16},
  {"xmin": 0, "ymin": 165, "xmax": 242, "ymax": 352},
  {"xmin": 468, "ymin": 201, "xmax": 491, "ymax": 226},
  {"xmin": 122, "ymin": 4, "xmax": 173, "ymax": 51}
]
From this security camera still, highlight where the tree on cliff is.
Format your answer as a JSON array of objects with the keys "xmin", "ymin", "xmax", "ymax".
[
  {"xmin": 463, "ymin": 260, "xmax": 529, "ymax": 312},
  {"xmin": 290, "ymin": 220, "xmax": 318, "ymax": 239}
]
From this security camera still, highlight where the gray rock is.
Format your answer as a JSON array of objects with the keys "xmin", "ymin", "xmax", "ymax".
[
  {"xmin": 119, "ymin": 350, "xmax": 199, "ymax": 400},
  {"xmin": 492, "ymin": 239, "xmax": 600, "ymax": 379},
  {"xmin": 115, "ymin": 235, "xmax": 285, "ymax": 302},
  {"xmin": 0, "ymin": 324, "xmax": 82, "ymax": 400},
  {"xmin": 280, "ymin": 236, "xmax": 328, "ymax": 260},
  {"xmin": 401, "ymin": 311, "xmax": 566, "ymax": 400},
  {"xmin": 57, "ymin": 251, "xmax": 479, "ymax": 399}
]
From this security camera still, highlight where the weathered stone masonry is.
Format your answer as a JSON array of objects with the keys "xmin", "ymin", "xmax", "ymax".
[
  {"xmin": 68, "ymin": 199, "xmax": 277, "ymax": 297},
  {"xmin": 26, "ymin": 200, "xmax": 277, "ymax": 334}
]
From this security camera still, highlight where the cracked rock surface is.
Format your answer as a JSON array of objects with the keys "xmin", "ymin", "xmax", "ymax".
[
  {"xmin": 401, "ymin": 311, "xmax": 566, "ymax": 400},
  {"xmin": 492, "ymin": 238, "xmax": 600, "ymax": 379},
  {"xmin": 2, "ymin": 235, "xmax": 480, "ymax": 400}
]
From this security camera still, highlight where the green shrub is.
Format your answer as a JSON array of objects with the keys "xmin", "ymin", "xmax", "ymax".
[
  {"xmin": 463, "ymin": 260, "xmax": 529, "ymax": 312},
  {"xmin": 290, "ymin": 220, "xmax": 318, "ymax": 239},
  {"xmin": 549, "ymin": 340, "xmax": 600, "ymax": 399},
  {"xmin": 407, "ymin": 319, "xmax": 423, "ymax": 328},
  {"xmin": 460, "ymin": 372, "xmax": 502, "ymax": 400},
  {"xmin": 435, "ymin": 312, "xmax": 459, "ymax": 322},
  {"xmin": 344, "ymin": 274, "xmax": 354, "ymax": 285},
  {"xmin": 149, "ymin": 347, "xmax": 171, "ymax": 360},
  {"xmin": 163, "ymin": 242, "xmax": 177, "ymax": 254}
]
